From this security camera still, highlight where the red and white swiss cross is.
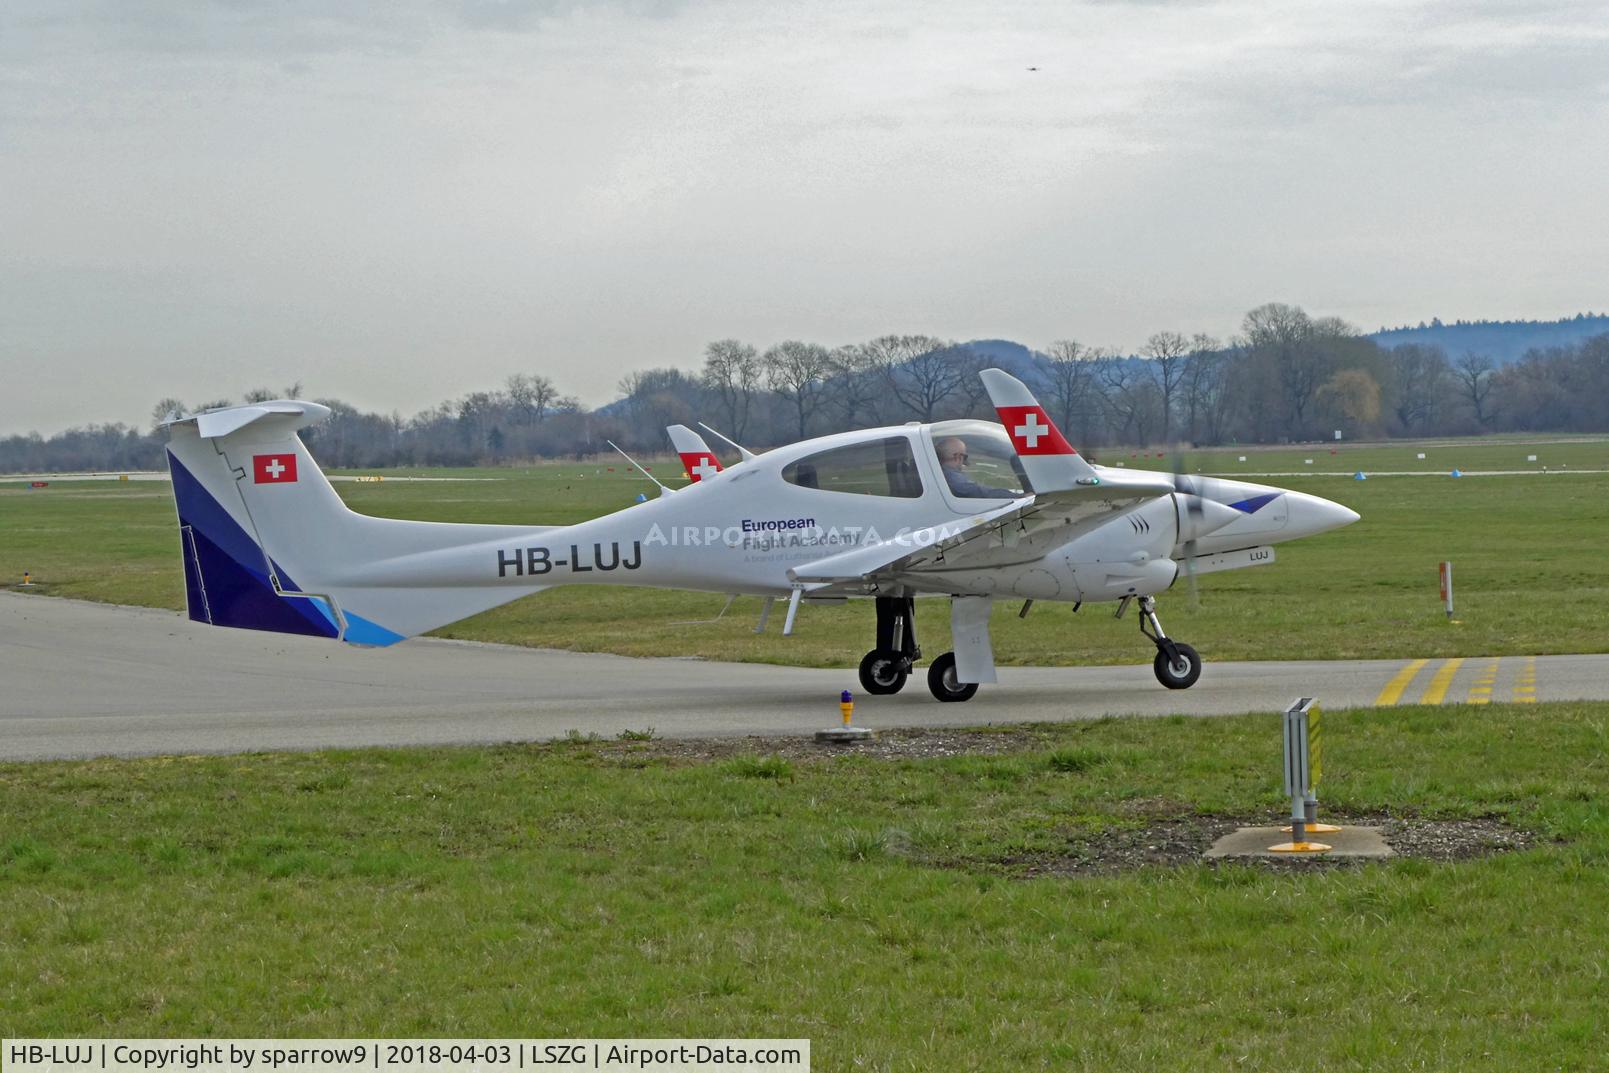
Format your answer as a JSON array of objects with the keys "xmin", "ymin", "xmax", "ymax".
[
  {"xmin": 679, "ymin": 451, "xmax": 722, "ymax": 483},
  {"xmin": 995, "ymin": 405, "xmax": 1076, "ymax": 455},
  {"xmin": 253, "ymin": 453, "xmax": 299, "ymax": 484}
]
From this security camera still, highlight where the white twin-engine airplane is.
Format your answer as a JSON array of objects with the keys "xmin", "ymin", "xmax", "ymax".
[{"xmin": 163, "ymin": 369, "xmax": 1358, "ymax": 703}]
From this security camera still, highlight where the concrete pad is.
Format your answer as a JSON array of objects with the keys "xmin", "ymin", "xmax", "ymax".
[
  {"xmin": 1204, "ymin": 825, "xmax": 1395, "ymax": 860},
  {"xmin": 814, "ymin": 726, "xmax": 879, "ymax": 743}
]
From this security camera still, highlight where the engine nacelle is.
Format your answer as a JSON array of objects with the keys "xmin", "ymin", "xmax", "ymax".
[
  {"xmin": 1069, "ymin": 555, "xmax": 1179, "ymax": 601},
  {"xmin": 1003, "ymin": 499, "xmax": 1182, "ymax": 601}
]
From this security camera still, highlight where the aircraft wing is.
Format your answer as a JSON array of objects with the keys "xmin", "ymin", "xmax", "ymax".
[{"xmin": 788, "ymin": 473, "xmax": 1173, "ymax": 591}]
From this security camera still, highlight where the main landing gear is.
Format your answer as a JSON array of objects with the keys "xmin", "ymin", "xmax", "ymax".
[
  {"xmin": 1129, "ymin": 594, "xmax": 1202, "ymax": 689},
  {"xmin": 858, "ymin": 596, "xmax": 979, "ymax": 702}
]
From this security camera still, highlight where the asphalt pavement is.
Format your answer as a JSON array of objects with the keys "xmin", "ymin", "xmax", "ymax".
[{"xmin": 5, "ymin": 591, "xmax": 1606, "ymax": 761}]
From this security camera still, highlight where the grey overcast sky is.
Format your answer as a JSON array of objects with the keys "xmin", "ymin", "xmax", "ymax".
[{"xmin": 3, "ymin": 1, "xmax": 1607, "ymax": 435}]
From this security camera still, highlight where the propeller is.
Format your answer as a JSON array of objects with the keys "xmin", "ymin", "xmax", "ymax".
[{"xmin": 1170, "ymin": 448, "xmax": 1205, "ymax": 608}]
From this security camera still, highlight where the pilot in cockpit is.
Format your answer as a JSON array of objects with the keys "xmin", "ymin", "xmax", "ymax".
[{"xmin": 935, "ymin": 436, "xmax": 1015, "ymax": 499}]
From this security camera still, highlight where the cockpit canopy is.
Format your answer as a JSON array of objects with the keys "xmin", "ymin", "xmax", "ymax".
[
  {"xmin": 929, "ymin": 420, "xmax": 1033, "ymax": 499},
  {"xmin": 781, "ymin": 435, "xmax": 923, "ymax": 497},
  {"xmin": 775, "ymin": 419, "xmax": 1032, "ymax": 503}
]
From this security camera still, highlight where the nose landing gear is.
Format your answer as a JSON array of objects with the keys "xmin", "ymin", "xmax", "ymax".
[{"xmin": 1130, "ymin": 595, "xmax": 1202, "ymax": 689}]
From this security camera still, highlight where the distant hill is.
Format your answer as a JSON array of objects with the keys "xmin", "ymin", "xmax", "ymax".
[
  {"xmin": 961, "ymin": 339, "xmax": 1046, "ymax": 381},
  {"xmin": 1368, "ymin": 314, "xmax": 1608, "ymax": 363}
]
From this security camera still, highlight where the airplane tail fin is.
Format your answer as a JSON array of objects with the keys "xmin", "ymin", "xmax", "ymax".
[
  {"xmin": 165, "ymin": 401, "xmax": 553, "ymax": 645},
  {"xmin": 978, "ymin": 368, "xmax": 1104, "ymax": 492},
  {"xmin": 667, "ymin": 424, "xmax": 724, "ymax": 483}
]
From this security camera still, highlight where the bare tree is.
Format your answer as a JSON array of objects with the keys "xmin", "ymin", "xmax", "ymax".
[
  {"xmin": 455, "ymin": 390, "xmax": 506, "ymax": 456},
  {"xmin": 702, "ymin": 339, "xmax": 762, "ymax": 440},
  {"xmin": 763, "ymin": 340, "xmax": 833, "ymax": 439},
  {"xmin": 618, "ymin": 367, "xmax": 703, "ymax": 449},
  {"xmin": 1143, "ymin": 330, "xmax": 1189, "ymax": 444},
  {"xmin": 505, "ymin": 373, "xmax": 558, "ymax": 425},
  {"xmin": 1238, "ymin": 304, "xmax": 1373, "ymax": 440},
  {"xmin": 1041, "ymin": 340, "xmax": 1100, "ymax": 443},
  {"xmin": 823, "ymin": 345, "xmax": 884, "ymax": 430},
  {"xmin": 1096, "ymin": 352, "xmax": 1161, "ymax": 445},
  {"xmin": 864, "ymin": 334, "xmax": 967, "ymax": 421},
  {"xmin": 1384, "ymin": 344, "xmax": 1451, "ymax": 433},
  {"xmin": 1454, "ymin": 352, "xmax": 1497, "ymax": 426},
  {"xmin": 1179, "ymin": 334, "xmax": 1224, "ymax": 444},
  {"xmin": 150, "ymin": 397, "xmax": 186, "ymax": 432},
  {"xmin": 242, "ymin": 383, "xmax": 303, "ymax": 403},
  {"xmin": 1242, "ymin": 303, "xmax": 1322, "ymax": 438},
  {"xmin": 950, "ymin": 347, "xmax": 993, "ymax": 416}
]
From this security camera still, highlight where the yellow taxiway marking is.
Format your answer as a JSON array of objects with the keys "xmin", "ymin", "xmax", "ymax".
[
  {"xmin": 1467, "ymin": 658, "xmax": 1500, "ymax": 705},
  {"xmin": 1513, "ymin": 656, "xmax": 1538, "ymax": 703},
  {"xmin": 1375, "ymin": 659, "xmax": 1430, "ymax": 706},
  {"xmin": 1419, "ymin": 658, "xmax": 1465, "ymax": 705}
]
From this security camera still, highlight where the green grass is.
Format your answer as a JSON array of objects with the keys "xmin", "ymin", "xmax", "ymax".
[
  {"xmin": 2, "ymin": 702, "xmax": 1606, "ymax": 1068},
  {"xmin": 4, "ymin": 437, "xmax": 1609, "ymax": 665},
  {"xmin": 1111, "ymin": 432, "xmax": 1609, "ymax": 476}
]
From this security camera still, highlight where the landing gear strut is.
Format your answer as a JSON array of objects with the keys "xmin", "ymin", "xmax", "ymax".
[
  {"xmin": 1134, "ymin": 595, "xmax": 1201, "ymax": 689},
  {"xmin": 858, "ymin": 596, "xmax": 920, "ymax": 695}
]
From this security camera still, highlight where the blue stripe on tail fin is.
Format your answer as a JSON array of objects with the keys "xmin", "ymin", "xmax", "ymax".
[{"xmin": 168, "ymin": 450, "xmax": 340, "ymax": 639}]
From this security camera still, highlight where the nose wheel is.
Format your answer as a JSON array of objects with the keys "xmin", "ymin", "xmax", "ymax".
[
  {"xmin": 1153, "ymin": 643, "xmax": 1202, "ymax": 689},
  {"xmin": 1133, "ymin": 595, "xmax": 1203, "ymax": 689}
]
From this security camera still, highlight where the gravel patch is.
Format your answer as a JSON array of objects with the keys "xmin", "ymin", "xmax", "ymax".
[
  {"xmin": 591, "ymin": 724, "xmax": 1053, "ymax": 763},
  {"xmin": 1003, "ymin": 810, "xmax": 1537, "ymax": 877},
  {"xmin": 581, "ymin": 730, "xmax": 1540, "ymax": 876}
]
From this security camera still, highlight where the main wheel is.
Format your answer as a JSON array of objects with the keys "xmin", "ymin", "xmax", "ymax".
[
  {"xmin": 1153, "ymin": 642, "xmax": 1202, "ymax": 689},
  {"xmin": 859, "ymin": 649, "xmax": 909, "ymax": 695},
  {"xmin": 927, "ymin": 652, "xmax": 979, "ymax": 702}
]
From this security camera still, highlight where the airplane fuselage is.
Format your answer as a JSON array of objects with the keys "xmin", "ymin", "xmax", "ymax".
[{"xmin": 343, "ymin": 421, "xmax": 1353, "ymax": 605}]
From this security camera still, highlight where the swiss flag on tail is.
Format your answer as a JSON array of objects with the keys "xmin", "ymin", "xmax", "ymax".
[
  {"xmin": 679, "ymin": 451, "xmax": 723, "ymax": 483},
  {"xmin": 253, "ymin": 453, "xmax": 298, "ymax": 484},
  {"xmin": 995, "ymin": 405, "xmax": 1076, "ymax": 455}
]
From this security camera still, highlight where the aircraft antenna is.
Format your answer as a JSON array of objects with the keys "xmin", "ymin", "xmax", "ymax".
[
  {"xmin": 606, "ymin": 440, "xmax": 673, "ymax": 495},
  {"xmin": 697, "ymin": 423, "xmax": 757, "ymax": 461}
]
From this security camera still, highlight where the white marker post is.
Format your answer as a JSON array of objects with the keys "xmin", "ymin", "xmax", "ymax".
[{"xmin": 1439, "ymin": 561, "xmax": 1454, "ymax": 620}]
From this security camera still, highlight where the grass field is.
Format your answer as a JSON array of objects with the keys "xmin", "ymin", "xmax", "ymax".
[
  {"xmin": 5, "ymin": 440, "xmax": 1607, "ymax": 1067},
  {"xmin": 3, "ymin": 701, "xmax": 1606, "ymax": 1068},
  {"xmin": 4, "ymin": 434, "xmax": 1608, "ymax": 666},
  {"xmin": 1101, "ymin": 432, "xmax": 1609, "ymax": 477}
]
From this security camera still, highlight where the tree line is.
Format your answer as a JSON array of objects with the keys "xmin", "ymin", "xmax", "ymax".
[{"xmin": 5, "ymin": 303, "xmax": 1607, "ymax": 473}]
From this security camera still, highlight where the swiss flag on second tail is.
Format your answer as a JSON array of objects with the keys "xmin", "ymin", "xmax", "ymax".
[
  {"xmin": 253, "ymin": 453, "xmax": 299, "ymax": 484},
  {"xmin": 995, "ymin": 405, "xmax": 1076, "ymax": 455},
  {"xmin": 679, "ymin": 451, "xmax": 722, "ymax": 483}
]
